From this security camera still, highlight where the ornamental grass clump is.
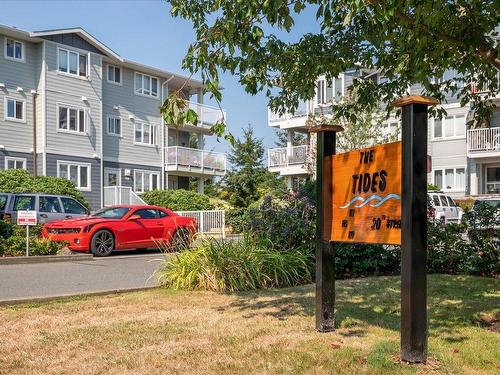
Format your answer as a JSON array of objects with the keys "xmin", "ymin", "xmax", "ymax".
[{"xmin": 157, "ymin": 238, "xmax": 313, "ymax": 292}]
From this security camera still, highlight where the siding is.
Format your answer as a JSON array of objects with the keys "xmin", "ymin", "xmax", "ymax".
[
  {"xmin": 44, "ymin": 41, "xmax": 102, "ymax": 157},
  {"xmin": 46, "ymin": 153, "xmax": 101, "ymax": 210},
  {"xmin": 40, "ymin": 34, "xmax": 101, "ymax": 54},
  {"xmin": 0, "ymin": 35, "xmax": 40, "ymax": 152},
  {"xmin": 102, "ymin": 65, "xmax": 162, "ymax": 166}
]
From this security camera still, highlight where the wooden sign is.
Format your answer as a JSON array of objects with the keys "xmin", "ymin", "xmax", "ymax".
[{"xmin": 330, "ymin": 141, "xmax": 402, "ymax": 245}]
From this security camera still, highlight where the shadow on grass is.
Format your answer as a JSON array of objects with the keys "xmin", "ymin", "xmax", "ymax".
[{"xmin": 223, "ymin": 274, "xmax": 500, "ymax": 339}]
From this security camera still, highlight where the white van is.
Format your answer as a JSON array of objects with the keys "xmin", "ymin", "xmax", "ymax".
[{"xmin": 428, "ymin": 191, "xmax": 463, "ymax": 224}]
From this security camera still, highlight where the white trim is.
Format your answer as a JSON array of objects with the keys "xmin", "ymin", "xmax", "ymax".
[
  {"xmin": 4, "ymin": 96, "xmax": 26, "ymax": 123},
  {"xmin": 4, "ymin": 157, "xmax": 27, "ymax": 170},
  {"xmin": 4, "ymin": 37, "xmax": 25, "ymax": 63},
  {"xmin": 133, "ymin": 122, "xmax": 158, "ymax": 146},
  {"xmin": 56, "ymin": 47, "xmax": 89, "ymax": 79},
  {"xmin": 56, "ymin": 102, "xmax": 88, "ymax": 135},
  {"xmin": 133, "ymin": 169, "xmax": 160, "ymax": 193},
  {"xmin": 134, "ymin": 72, "xmax": 160, "ymax": 99},
  {"xmin": 56, "ymin": 160, "xmax": 92, "ymax": 191},
  {"xmin": 432, "ymin": 166, "xmax": 467, "ymax": 192},
  {"xmin": 42, "ymin": 40, "xmax": 47, "ymax": 175},
  {"xmin": 106, "ymin": 115, "xmax": 122, "ymax": 137},
  {"xmin": 431, "ymin": 114, "xmax": 467, "ymax": 141},
  {"xmin": 106, "ymin": 64, "xmax": 122, "ymax": 86}
]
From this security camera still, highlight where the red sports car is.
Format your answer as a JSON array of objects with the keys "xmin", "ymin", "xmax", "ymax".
[{"xmin": 42, "ymin": 205, "xmax": 196, "ymax": 256}]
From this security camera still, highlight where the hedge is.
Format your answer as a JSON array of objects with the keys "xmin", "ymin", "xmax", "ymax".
[{"xmin": 141, "ymin": 189, "xmax": 213, "ymax": 211}]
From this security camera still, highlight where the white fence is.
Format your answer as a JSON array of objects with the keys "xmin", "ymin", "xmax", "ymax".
[
  {"xmin": 176, "ymin": 210, "xmax": 226, "ymax": 238},
  {"xmin": 467, "ymin": 128, "xmax": 500, "ymax": 153},
  {"xmin": 268, "ymin": 99, "xmax": 309, "ymax": 123},
  {"xmin": 268, "ymin": 145, "xmax": 309, "ymax": 168},
  {"xmin": 104, "ymin": 186, "xmax": 146, "ymax": 206},
  {"xmin": 166, "ymin": 146, "xmax": 227, "ymax": 174}
]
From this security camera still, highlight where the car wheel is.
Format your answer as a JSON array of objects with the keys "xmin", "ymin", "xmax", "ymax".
[
  {"xmin": 171, "ymin": 227, "xmax": 191, "ymax": 252},
  {"xmin": 91, "ymin": 230, "xmax": 115, "ymax": 257}
]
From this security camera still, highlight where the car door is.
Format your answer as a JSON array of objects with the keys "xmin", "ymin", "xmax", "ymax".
[
  {"xmin": 446, "ymin": 196, "xmax": 459, "ymax": 222},
  {"xmin": 38, "ymin": 195, "xmax": 66, "ymax": 224},
  {"xmin": 60, "ymin": 197, "xmax": 88, "ymax": 219},
  {"xmin": 438, "ymin": 194, "xmax": 451, "ymax": 223},
  {"xmin": 122, "ymin": 209, "xmax": 163, "ymax": 248}
]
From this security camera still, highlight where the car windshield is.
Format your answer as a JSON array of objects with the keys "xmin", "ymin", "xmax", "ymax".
[
  {"xmin": 474, "ymin": 200, "xmax": 500, "ymax": 209},
  {"xmin": 92, "ymin": 207, "xmax": 130, "ymax": 219}
]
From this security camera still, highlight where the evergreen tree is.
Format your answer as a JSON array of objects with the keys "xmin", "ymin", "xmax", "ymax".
[{"xmin": 274, "ymin": 130, "xmax": 308, "ymax": 148}]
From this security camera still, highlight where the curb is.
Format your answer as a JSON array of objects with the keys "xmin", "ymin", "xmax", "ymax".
[
  {"xmin": 0, "ymin": 286, "xmax": 158, "ymax": 306},
  {"xmin": 0, "ymin": 254, "xmax": 93, "ymax": 265}
]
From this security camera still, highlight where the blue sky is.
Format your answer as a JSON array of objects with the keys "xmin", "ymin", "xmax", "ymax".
[{"xmin": 0, "ymin": 0, "xmax": 317, "ymax": 155}]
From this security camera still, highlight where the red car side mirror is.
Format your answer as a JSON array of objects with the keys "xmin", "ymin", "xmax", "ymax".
[{"xmin": 128, "ymin": 214, "xmax": 141, "ymax": 221}]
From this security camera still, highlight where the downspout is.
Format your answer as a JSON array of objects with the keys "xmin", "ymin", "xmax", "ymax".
[
  {"xmin": 32, "ymin": 90, "xmax": 38, "ymax": 177},
  {"xmin": 161, "ymin": 75, "xmax": 175, "ymax": 190}
]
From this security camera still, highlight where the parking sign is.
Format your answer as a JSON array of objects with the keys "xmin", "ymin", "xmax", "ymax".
[{"xmin": 17, "ymin": 210, "xmax": 38, "ymax": 226}]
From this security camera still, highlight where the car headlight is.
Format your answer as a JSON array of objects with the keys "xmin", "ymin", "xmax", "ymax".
[{"xmin": 82, "ymin": 224, "xmax": 96, "ymax": 233}]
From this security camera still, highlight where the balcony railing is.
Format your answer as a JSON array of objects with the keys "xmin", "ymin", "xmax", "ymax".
[
  {"xmin": 467, "ymin": 128, "xmax": 500, "ymax": 154},
  {"xmin": 166, "ymin": 146, "xmax": 226, "ymax": 175},
  {"xmin": 268, "ymin": 100, "xmax": 309, "ymax": 124},
  {"xmin": 186, "ymin": 101, "xmax": 226, "ymax": 129},
  {"xmin": 268, "ymin": 145, "xmax": 309, "ymax": 169}
]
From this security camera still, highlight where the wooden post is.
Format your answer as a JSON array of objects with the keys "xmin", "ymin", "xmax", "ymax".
[
  {"xmin": 393, "ymin": 95, "xmax": 437, "ymax": 363},
  {"xmin": 311, "ymin": 125, "xmax": 343, "ymax": 332}
]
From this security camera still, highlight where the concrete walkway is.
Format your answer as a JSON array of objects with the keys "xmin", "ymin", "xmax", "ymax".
[{"xmin": 0, "ymin": 252, "xmax": 166, "ymax": 304}]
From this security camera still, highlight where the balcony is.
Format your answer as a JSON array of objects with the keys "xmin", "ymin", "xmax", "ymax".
[
  {"xmin": 467, "ymin": 128, "xmax": 500, "ymax": 158},
  {"xmin": 165, "ymin": 146, "xmax": 226, "ymax": 176},
  {"xmin": 181, "ymin": 101, "xmax": 226, "ymax": 133},
  {"xmin": 268, "ymin": 100, "xmax": 310, "ymax": 130},
  {"xmin": 268, "ymin": 145, "xmax": 311, "ymax": 176}
]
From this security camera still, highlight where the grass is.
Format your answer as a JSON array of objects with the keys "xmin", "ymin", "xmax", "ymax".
[{"xmin": 0, "ymin": 274, "xmax": 498, "ymax": 374}]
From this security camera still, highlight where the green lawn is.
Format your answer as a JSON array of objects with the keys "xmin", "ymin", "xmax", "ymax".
[{"xmin": 0, "ymin": 274, "xmax": 498, "ymax": 374}]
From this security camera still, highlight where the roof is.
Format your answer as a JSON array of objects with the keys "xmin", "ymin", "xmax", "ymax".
[{"xmin": 0, "ymin": 24, "xmax": 205, "ymax": 89}]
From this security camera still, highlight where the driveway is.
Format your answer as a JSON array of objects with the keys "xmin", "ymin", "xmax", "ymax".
[{"xmin": 0, "ymin": 252, "xmax": 166, "ymax": 304}]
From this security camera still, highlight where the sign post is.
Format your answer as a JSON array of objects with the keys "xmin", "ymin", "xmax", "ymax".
[
  {"xmin": 17, "ymin": 210, "xmax": 38, "ymax": 257},
  {"xmin": 314, "ymin": 95, "xmax": 436, "ymax": 363}
]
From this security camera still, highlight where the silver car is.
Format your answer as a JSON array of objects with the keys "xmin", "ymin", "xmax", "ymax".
[{"xmin": 1, "ymin": 193, "xmax": 89, "ymax": 224}]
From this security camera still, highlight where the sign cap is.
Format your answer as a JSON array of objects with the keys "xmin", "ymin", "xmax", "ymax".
[
  {"xmin": 392, "ymin": 95, "xmax": 439, "ymax": 107},
  {"xmin": 309, "ymin": 125, "xmax": 344, "ymax": 133}
]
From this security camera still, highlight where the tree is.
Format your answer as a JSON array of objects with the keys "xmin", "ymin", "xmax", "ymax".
[
  {"xmin": 274, "ymin": 129, "xmax": 308, "ymax": 148},
  {"xmin": 222, "ymin": 125, "xmax": 284, "ymax": 207},
  {"xmin": 165, "ymin": 1, "xmax": 499, "ymax": 131}
]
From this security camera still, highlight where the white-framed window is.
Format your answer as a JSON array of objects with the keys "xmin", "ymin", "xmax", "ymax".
[
  {"xmin": 4, "ymin": 38, "xmax": 24, "ymax": 62},
  {"xmin": 486, "ymin": 166, "xmax": 500, "ymax": 194},
  {"xmin": 57, "ymin": 161, "xmax": 91, "ymax": 191},
  {"xmin": 134, "ymin": 72, "xmax": 159, "ymax": 98},
  {"xmin": 382, "ymin": 120, "xmax": 400, "ymax": 136},
  {"xmin": 58, "ymin": 48, "xmax": 88, "ymax": 78},
  {"xmin": 134, "ymin": 170, "xmax": 159, "ymax": 193},
  {"xmin": 316, "ymin": 76, "xmax": 343, "ymax": 105},
  {"xmin": 134, "ymin": 122, "xmax": 157, "ymax": 146},
  {"xmin": 5, "ymin": 157, "xmax": 26, "ymax": 170},
  {"xmin": 433, "ymin": 167, "xmax": 465, "ymax": 191},
  {"xmin": 433, "ymin": 114, "xmax": 466, "ymax": 139},
  {"xmin": 107, "ymin": 64, "xmax": 121, "ymax": 84},
  {"xmin": 107, "ymin": 116, "xmax": 122, "ymax": 136},
  {"xmin": 58, "ymin": 104, "xmax": 86, "ymax": 134},
  {"xmin": 4, "ymin": 97, "xmax": 25, "ymax": 122}
]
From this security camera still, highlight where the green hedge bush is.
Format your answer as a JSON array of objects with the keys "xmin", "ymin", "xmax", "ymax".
[
  {"xmin": 141, "ymin": 189, "xmax": 213, "ymax": 211},
  {"xmin": 0, "ymin": 169, "xmax": 88, "ymax": 208},
  {"xmin": 0, "ymin": 236, "xmax": 66, "ymax": 256}
]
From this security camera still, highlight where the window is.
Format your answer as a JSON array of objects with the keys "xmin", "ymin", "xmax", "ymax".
[
  {"xmin": 134, "ymin": 209, "xmax": 159, "ymax": 219},
  {"xmin": 61, "ymin": 197, "xmax": 88, "ymax": 214},
  {"xmin": 58, "ymin": 105, "xmax": 86, "ymax": 133},
  {"xmin": 134, "ymin": 123, "xmax": 157, "ymax": 145},
  {"xmin": 439, "ymin": 195, "xmax": 449, "ymax": 207},
  {"xmin": 58, "ymin": 48, "xmax": 87, "ymax": 77},
  {"xmin": 134, "ymin": 72, "xmax": 158, "ymax": 97},
  {"xmin": 486, "ymin": 167, "xmax": 500, "ymax": 194},
  {"xmin": 433, "ymin": 168, "xmax": 465, "ymax": 191},
  {"xmin": 39, "ymin": 196, "xmax": 62, "ymax": 213},
  {"xmin": 13, "ymin": 195, "xmax": 35, "ymax": 211},
  {"xmin": 5, "ymin": 97, "xmax": 25, "ymax": 122},
  {"xmin": 134, "ymin": 170, "xmax": 159, "ymax": 193},
  {"xmin": 5, "ymin": 38, "xmax": 23, "ymax": 61},
  {"xmin": 107, "ymin": 65, "xmax": 121, "ymax": 84},
  {"xmin": 316, "ymin": 79, "xmax": 325, "ymax": 104},
  {"xmin": 93, "ymin": 207, "xmax": 130, "ymax": 218},
  {"xmin": 5, "ymin": 157, "xmax": 26, "ymax": 170},
  {"xmin": 57, "ymin": 162, "xmax": 91, "ymax": 190},
  {"xmin": 433, "ymin": 115, "xmax": 466, "ymax": 139},
  {"xmin": 107, "ymin": 116, "xmax": 121, "ymax": 136},
  {"xmin": 0, "ymin": 194, "xmax": 7, "ymax": 210},
  {"xmin": 159, "ymin": 210, "xmax": 168, "ymax": 218}
]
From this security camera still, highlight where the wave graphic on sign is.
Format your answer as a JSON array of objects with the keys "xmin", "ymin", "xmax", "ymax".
[{"xmin": 340, "ymin": 193, "xmax": 401, "ymax": 209}]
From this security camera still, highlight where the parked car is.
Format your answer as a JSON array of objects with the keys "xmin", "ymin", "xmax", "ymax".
[
  {"xmin": 428, "ymin": 191, "xmax": 463, "ymax": 224},
  {"xmin": 42, "ymin": 205, "xmax": 197, "ymax": 256},
  {"xmin": 1, "ymin": 193, "xmax": 89, "ymax": 224}
]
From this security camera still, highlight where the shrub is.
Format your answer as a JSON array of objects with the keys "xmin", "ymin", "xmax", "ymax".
[
  {"xmin": 157, "ymin": 238, "xmax": 313, "ymax": 292},
  {"xmin": 226, "ymin": 207, "xmax": 250, "ymax": 233},
  {"xmin": 0, "ymin": 220, "xmax": 13, "ymax": 240},
  {"xmin": 335, "ymin": 244, "xmax": 400, "ymax": 278},
  {"xmin": 0, "ymin": 236, "xmax": 66, "ymax": 256},
  {"xmin": 141, "ymin": 189, "xmax": 213, "ymax": 211},
  {"xmin": 0, "ymin": 169, "xmax": 88, "ymax": 208}
]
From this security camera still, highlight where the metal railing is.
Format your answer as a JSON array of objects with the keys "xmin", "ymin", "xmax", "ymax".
[
  {"xmin": 467, "ymin": 128, "xmax": 500, "ymax": 153},
  {"xmin": 176, "ymin": 210, "xmax": 226, "ymax": 238},
  {"xmin": 187, "ymin": 101, "xmax": 226, "ymax": 128},
  {"xmin": 268, "ymin": 99, "xmax": 309, "ymax": 123},
  {"xmin": 166, "ymin": 146, "xmax": 227, "ymax": 174},
  {"xmin": 268, "ymin": 145, "xmax": 309, "ymax": 168},
  {"xmin": 104, "ymin": 186, "xmax": 146, "ymax": 206}
]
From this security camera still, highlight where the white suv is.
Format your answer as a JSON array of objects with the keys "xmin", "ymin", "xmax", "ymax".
[{"xmin": 428, "ymin": 191, "xmax": 463, "ymax": 224}]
